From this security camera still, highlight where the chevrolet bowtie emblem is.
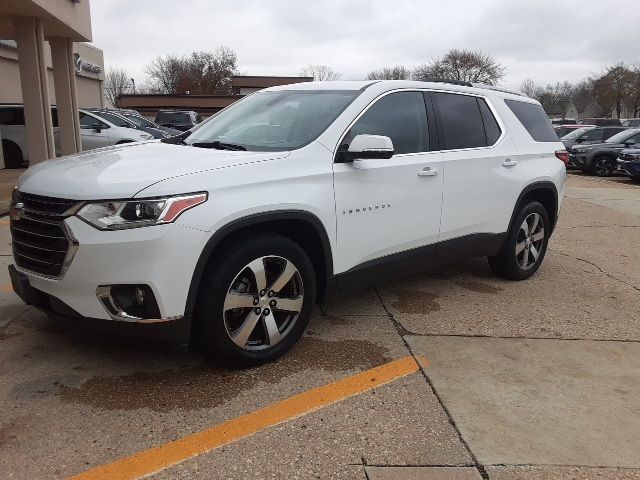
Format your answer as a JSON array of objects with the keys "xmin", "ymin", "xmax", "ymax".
[{"xmin": 9, "ymin": 202, "xmax": 25, "ymax": 221}]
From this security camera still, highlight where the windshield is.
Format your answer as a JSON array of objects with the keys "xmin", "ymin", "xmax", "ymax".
[
  {"xmin": 606, "ymin": 129, "xmax": 638, "ymax": 143},
  {"xmin": 184, "ymin": 90, "xmax": 360, "ymax": 151},
  {"xmin": 125, "ymin": 114, "xmax": 156, "ymax": 128},
  {"xmin": 561, "ymin": 127, "xmax": 592, "ymax": 140},
  {"xmin": 94, "ymin": 111, "xmax": 134, "ymax": 128}
]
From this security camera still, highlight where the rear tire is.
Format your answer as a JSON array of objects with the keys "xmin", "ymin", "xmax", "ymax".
[
  {"xmin": 591, "ymin": 156, "xmax": 614, "ymax": 177},
  {"xmin": 196, "ymin": 232, "xmax": 316, "ymax": 367},
  {"xmin": 488, "ymin": 201, "xmax": 549, "ymax": 281},
  {"xmin": 2, "ymin": 140, "xmax": 25, "ymax": 169}
]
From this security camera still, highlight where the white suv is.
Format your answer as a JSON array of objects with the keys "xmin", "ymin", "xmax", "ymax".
[{"xmin": 8, "ymin": 80, "xmax": 567, "ymax": 365}]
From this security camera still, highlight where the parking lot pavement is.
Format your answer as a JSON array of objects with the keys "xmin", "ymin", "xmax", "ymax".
[{"xmin": 1, "ymin": 172, "xmax": 639, "ymax": 479}]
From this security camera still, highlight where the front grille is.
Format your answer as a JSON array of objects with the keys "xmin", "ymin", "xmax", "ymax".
[{"xmin": 10, "ymin": 192, "xmax": 81, "ymax": 277}]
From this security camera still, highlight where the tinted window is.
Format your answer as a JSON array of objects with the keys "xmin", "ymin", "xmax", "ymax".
[
  {"xmin": 94, "ymin": 111, "xmax": 132, "ymax": 128},
  {"xmin": 434, "ymin": 92, "xmax": 486, "ymax": 149},
  {"xmin": 344, "ymin": 91, "xmax": 429, "ymax": 155},
  {"xmin": 606, "ymin": 130, "xmax": 640, "ymax": 144},
  {"xmin": 505, "ymin": 99, "xmax": 559, "ymax": 142},
  {"xmin": 580, "ymin": 129, "xmax": 604, "ymax": 141},
  {"xmin": 478, "ymin": 98, "xmax": 501, "ymax": 145},
  {"xmin": 51, "ymin": 108, "xmax": 58, "ymax": 128},
  {"xmin": 79, "ymin": 112, "xmax": 107, "ymax": 129},
  {"xmin": 156, "ymin": 112, "xmax": 191, "ymax": 124},
  {"xmin": 0, "ymin": 107, "xmax": 25, "ymax": 125}
]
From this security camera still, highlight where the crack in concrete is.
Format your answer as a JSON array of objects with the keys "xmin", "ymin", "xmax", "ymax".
[
  {"xmin": 549, "ymin": 248, "xmax": 640, "ymax": 292},
  {"xmin": 371, "ymin": 285, "xmax": 490, "ymax": 480}
]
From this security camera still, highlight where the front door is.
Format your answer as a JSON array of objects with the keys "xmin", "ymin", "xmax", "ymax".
[
  {"xmin": 79, "ymin": 112, "xmax": 110, "ymax": 151},
  {"xmin": 333, "ymin": 91, "xmax": 444, "ymax": 280}
]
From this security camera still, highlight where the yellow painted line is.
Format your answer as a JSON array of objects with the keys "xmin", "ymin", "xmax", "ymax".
[
  {"xmin": 69, "ymin": 355, "xmax": 426, "ymax": 480},
  {"xmin": 0, "ymin": 283, "xmax": 12, "ymax": 292}
]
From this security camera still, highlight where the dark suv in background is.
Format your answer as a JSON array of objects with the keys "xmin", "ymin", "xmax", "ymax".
[
  {"xmin": 155, "ymin": 110, "xmax": 203, "ymax": 131},
  {"xmin": 561, "ymin": 126, "xmax": 627, "ymax": 150},
  {"xmin": 569, "ymin": 128, "xmax": 640, "ymax": 176},
  {"xmin": 579, "ymin": 118, "xmax": 622, "ymax": 126}
]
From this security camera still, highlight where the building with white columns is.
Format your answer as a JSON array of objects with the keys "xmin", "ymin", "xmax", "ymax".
[{"xmin": 0, "ymin": 0, "xmax": 103, "ymax": 167}]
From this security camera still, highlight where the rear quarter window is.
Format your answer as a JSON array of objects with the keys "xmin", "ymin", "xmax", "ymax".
[{"xmin": 505, "ymin": 99, "xmax": 559, "ymax": 142}]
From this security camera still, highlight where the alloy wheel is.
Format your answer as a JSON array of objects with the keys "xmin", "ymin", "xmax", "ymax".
[
  {"xmin": 515, "ymin": 212, "xmax": 545, "ymax": 270},
  {"xmin": 594, "ymin": 158, "xmax": 613, "ymax": 176},
  {"xmin": 223, "ymin": 255, "xmax": 304, "ymax": 351}
]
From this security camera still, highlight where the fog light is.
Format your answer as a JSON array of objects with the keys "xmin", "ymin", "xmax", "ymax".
[{"xmin": 134, "ymin": 286, "xmax": 146, "ymax": 306}]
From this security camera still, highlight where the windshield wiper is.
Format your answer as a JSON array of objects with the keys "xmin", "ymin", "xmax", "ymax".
[{"xmin": 191, "ymin": 141, "xmax": 246, "ymax": 151}]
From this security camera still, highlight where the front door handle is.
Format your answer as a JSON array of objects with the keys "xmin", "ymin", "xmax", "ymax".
[
  {"xmin": 418, "ymin": 166, "xmax": 439, "ymax": 177},
  {"xmin": 502, "ymin": 159, "xmax": 518, "ymax": 167}
]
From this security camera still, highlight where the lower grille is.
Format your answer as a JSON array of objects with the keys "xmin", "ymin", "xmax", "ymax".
[{"xmin": 10, "ymin": 191, "xmax": 80, "ymax": 278}]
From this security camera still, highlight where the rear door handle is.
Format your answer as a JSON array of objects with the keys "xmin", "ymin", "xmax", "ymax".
[
  {"xmin": 418, "ymin": 167, "xmax": 439, "ymax": 177},
  {"xmin": 502, "ymin": 159, "xmax": 518, "ymax": 167}
]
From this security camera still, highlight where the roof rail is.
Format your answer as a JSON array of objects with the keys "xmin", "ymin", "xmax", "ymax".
[
  {"xmin": 418, "ymin": 77, "xmax": 473, "ymax": 87},
  {"xmin": 472, "ymin": 83, "xmax": 527, "ymax": 97}
]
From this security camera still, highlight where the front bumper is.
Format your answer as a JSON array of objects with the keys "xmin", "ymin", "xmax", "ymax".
[
  {"xmin": 569, "ymin": 153, "xmax": 588, "ymax": 168},
  {"xmin": 12, "ymin": 216, "xmax": 209, "ymax": 325},
  {"xmin": 10, "ymin": 264, "xmax": 192, "ymax": 343},
  {"xmin": 617, "ymin": 159, "xmax": 640, "ymax": 177}
]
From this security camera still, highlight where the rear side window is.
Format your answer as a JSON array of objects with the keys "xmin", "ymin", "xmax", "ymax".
[
  {"xmin": 433, "ymin": 92, "xmax": 486, "ymax": 149},
  {"xmin": 505, "ymin": 99, "xmax": 559, "ymax": 142},
  {"xmin": 0, "ymin": 107, "xmax": 25, "ymax": 125},
  {"xmin": 345, "ymin": 91, "xmax": 429, "ymax": 155},
  {"xmin": 478, "ymin": 99, "xmax": 501, "ymax": 145}
]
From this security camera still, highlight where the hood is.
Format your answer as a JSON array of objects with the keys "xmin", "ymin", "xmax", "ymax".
[{"xmin": 17, "ymin": 142, "xmax": 288, "ymax": 200}]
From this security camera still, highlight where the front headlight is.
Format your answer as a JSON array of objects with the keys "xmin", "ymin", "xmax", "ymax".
[
  {"xmin": 76, "ymin": 192, "xmax": 207, "ymax": 230},
  {"xmin": 576, "ymin": 147, "xmax": 593, "ymax": 153}
]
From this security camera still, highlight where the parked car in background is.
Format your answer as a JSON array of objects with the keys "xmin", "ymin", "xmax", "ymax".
[
  {"xmin": 119, "ymin": 112, "xmax": 181, "ymax": 136},
  {"xmin": 1, "ymin": 104, "xmax": 60, "ymax": 168},
  {"xmin": 554, "ymin": 124, "xmax": 590, "ymax": 138},
  {"xmin": 569, "ymin": 128, "xmax": 640, "ymax": 176},
  {"xmin": 578, "ymin": 118, "xmax": 622, "ymax": 126},
  {"xmin": 622, "ymin": 118, "xmax": 640, "ymax": 127},
  {"xmin": 9, "ymin": 80, "xmax": 566, "ymax": 365},
  {"xmin": 551, "ymin": 118, "xmax": 577, "ymax": 125},
  {"xmin": 616, "ymin": 149, "xmax": 640, "ymax": 180},
  {"xmin": 79, "ymin": 109, "xmax": 154, "ymax": 150},
  {"xmin": 89, "ymin": 109, "xmax": 169, "ymax": 139},
  {"xmin": 561, "ymin": 126, "xmax": 627, "ymax": 150},
  {"xmin": 155, "ymin": 110, "xmax": 203, "ymax": 131}
]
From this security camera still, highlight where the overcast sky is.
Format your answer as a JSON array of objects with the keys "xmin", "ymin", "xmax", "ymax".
[{"xmin": 90, "ymin": 0, "xmax": 640, "ymax": 90}]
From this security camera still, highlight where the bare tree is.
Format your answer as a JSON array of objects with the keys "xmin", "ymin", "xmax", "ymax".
[
  {"xmin": 144, "ymin": 55, "xmax": 185, "ymax": 94},
  {"xmin": 143, "ymin": 47, "xmax": 238, "ymax": 95},
  {"xmin": 626, "ymin": 63, "xmax": 640, "ymax": 117},
  {"xmin": 366, "ymin": 65, "xmax": 410, "ymax": 80},
  {"xmin": 591, "ymin": 63, "xmax": 634, "ymax": 118},
  {"xmin": 413, "ymin": 49, "xmax": 506, "ymax": 85},
  {"xmin": 104, "ymin": 67, "xmax": 133, "ymax": 107},
  {"xmin": 520, "ymin": 78, "xmax": 542, "ymax": 98},
  {"xmin": 299, "ymin": 64, "xmax": 341, "ymax": 81}
]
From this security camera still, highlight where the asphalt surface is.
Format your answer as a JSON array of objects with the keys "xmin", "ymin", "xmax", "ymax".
[{"xmin": 1, "ymin": 172, "xmax": 639, "ymax": 479}]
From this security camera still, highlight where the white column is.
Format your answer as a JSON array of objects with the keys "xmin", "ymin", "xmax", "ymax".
[
  {"xmin": 12, "ymin": 16, "xmax": 55, "ymax": 164},
  {"xmin": 50, "ymin": 37, "xmax": 82, "ymax": 155}
]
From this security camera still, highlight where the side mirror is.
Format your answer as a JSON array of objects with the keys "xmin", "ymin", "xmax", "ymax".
[
  {"xmin": 624, "ymin": 139, "xmax": 636, "ymax": 145},
  {"xmin": 343, "ymin": 134, "xmax": 394, "ymax": 162},
  {"xmin": 92, "ymin": 123, "xmax": 104, "ymax": 133}
]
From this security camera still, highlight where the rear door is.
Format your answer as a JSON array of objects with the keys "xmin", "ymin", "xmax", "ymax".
[
  {"xmin": 433, "ymin": 91, "xmax": 523, "ymax": 257},
  {"xmin": 79, "ymin": 111, "xmax": 111, "ymax": 150},
  {"xmin": 333, "ymin": 90, "xmax": 444, "ymax": 277}
]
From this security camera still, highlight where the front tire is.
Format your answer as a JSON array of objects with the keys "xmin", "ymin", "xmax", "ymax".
[
  {"xmin": 196, "ymin": 232, "xmax": 316, "ymax": 367},
  {"xmin": 591, "ymin": 156, "xmax": 614, "ymax": 177},
  {"xmin": 2, "ymin": 140, "xmax": 25, "ymax": 169},
  {"xmin": 488, "ymin": 201, "xmax": 549, "ymax": 281}
]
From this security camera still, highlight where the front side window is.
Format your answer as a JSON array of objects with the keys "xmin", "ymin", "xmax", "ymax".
[
  {"xmin": 505, "ymin": 99, "xmax": 559, "ymax": 142},
  {"xmin": 94, "ymin": 112, "xmax": 132, "ymax": 128},
  {"xmin": 79, "ymin": 112, "xmax": 107, "ymax": 129},
  {"xmin": 434, "ymin": 92, "xmax": 486, "ymax": 149},
  {"xmin": 185, "ymin": 90, "xmax": 360, "ymax": 151},
  {"xmin": 342, "ymin": 91, "xmax": 429, "ymax": 155},
  {"xmin": 606, "ymin": 130, "xmax": 640, "ymax": 144},
  {"xmin": 580, "ymin": 129, "xmax": 604, "ymax": 141}
]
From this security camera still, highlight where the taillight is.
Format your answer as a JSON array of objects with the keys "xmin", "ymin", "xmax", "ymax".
[{"xmin": 555, "ymin": 150, "xmax": 569, "ymax": 165}]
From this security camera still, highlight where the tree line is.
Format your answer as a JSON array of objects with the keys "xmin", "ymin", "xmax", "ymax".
[
  {"xmin": 521, "ymin": 64, "xmax": 640, "ymax": 118},
  {"xmin": 104, "ymin": 46, "xmax": 640, "ymax": 119}
]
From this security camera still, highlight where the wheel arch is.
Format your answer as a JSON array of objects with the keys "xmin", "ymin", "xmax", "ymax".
[
  {"xmin": 2, "ymin": 139, "xmax": 25, "ymax": 167},
  {"xmin": 184, "ymin": 210, "xmax": 333, "ymax": 318},
  {"xmin": 508, "ymin": 181, "xmax": 559, "ymax": 235}
]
